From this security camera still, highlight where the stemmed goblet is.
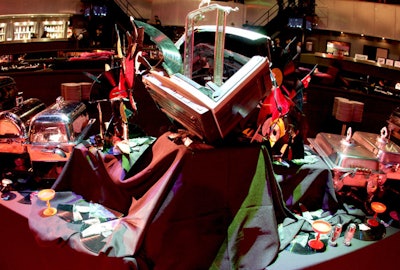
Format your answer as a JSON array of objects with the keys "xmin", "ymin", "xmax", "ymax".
[
  {"xmin": 308, "ymin": 220, "xmax": 332, "ymax": 250},
  {"xmin": 367, "ymin": 202, "xmax": 386, "ymax": 227},
  {"xmin": 37, "ymin": 189, "xmax": 57, "ymax": 217}
]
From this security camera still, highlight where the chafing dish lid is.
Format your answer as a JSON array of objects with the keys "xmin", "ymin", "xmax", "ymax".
[
  {"xmin": 29, "ymin": 99, "xmax": 88, "ymax": 144},
  {"xmin": 310, "ymin": 132, "xmax": 379, "ymax": 171},
  {"xmin": 0, "ymin": 98, "xmax": 45, "ymax": 138},
  {"xmin": 353, "ymin": 129, "xmax": 400, "ymax": 164},
  {"xmin": 32, "ymin": 100, "xmax": 86, "ymax": 123}
]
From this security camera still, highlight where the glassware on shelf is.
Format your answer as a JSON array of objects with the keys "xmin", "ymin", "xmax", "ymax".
[
  {"xmin": 13, "ymin": 21, "xmax": 36, "ymax": 40},
  {"xmin": 308, "ymin": 220, "xmax": 332, "ymax": 250},
  {"xmin": 0, "ymin": 23, "xmax": 6, "ymax": 42},
  {"xmin": 42, "ymin": 20, "xmax": 65, "ymax": 39}
]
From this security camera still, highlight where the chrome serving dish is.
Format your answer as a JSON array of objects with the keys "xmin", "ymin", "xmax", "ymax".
[
  {"xmin": 309, "ymin": 130, "xmax": 380, "ymax": 171},
  {"xmin": 0, "ymin": 98, "xmax": 46, "ymax": 154},
  {"xmin": 27, "ymin": 97, "xmax": 95, "ymax": 162},
  {"xmin": 353, "ymin": 128, "xmax": 400, "ymax": 165},
  {"xmin": 308, "ymin": 128, "xmax": 386, "ymax": 193},
  {"xmin": 353, "ymin": 127, "xmax": 400, "ymax": 180}
]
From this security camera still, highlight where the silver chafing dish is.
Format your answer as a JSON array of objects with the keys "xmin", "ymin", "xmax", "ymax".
[
  {"xmin": 308, "ymin": 128, "xmax": 387, "ymax": 195},
  {"xmin": 352, "ymin": 127, "xmax": 400, "ymax": 179},
  {"xmin": 353, "ymin": 128, "xmax": 400, "ymax": 164},
  {"xmin": 27, "ymin": 97, "xmax": 95, "ymax": 162},
  {"xmin": 0, "ymin": 98, "xmax": 46, "ymax": 154}
]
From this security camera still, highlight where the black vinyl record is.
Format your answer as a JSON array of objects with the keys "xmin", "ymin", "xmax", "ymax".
[
  {"xmin": 285, "ymin": 232, "xmax": 329, "ymax": 255},
  {"xmin": 353, "ymin": 221, "xmax": 386, "ymax": 241}
]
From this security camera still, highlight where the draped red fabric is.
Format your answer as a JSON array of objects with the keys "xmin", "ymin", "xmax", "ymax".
[{"xmin": 30, "ymin": 133, "xmax": 289, "ymax": 269}]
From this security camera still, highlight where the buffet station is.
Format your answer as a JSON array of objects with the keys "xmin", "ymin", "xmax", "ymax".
[{"xmin": 1, "ymin": 3, "xmax": 400, "ymax": 269}]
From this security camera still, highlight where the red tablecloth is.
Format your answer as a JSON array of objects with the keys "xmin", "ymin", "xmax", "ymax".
[{"xmin": 28, "ymin": 133, "xmax": 291, "ymax": 269}]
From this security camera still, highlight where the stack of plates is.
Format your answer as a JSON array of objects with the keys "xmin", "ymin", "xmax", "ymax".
[
  {"xmin": 80, "ymin": 82, "xmax": 92, "ymax": 101},
  {"xmin": 335, "ymin": 98, "xmax": 354, "ymax": 122},
  {"xmin": 351, "ymin": 101, "xmax": 364, "ymax": 123},
  {"xmin": 61, "ymin": 83, "xmax": 81, "ymax": 102},
  {"xmin": 332, "ymin": 97, "xmax": 349, "ymax": 116}
]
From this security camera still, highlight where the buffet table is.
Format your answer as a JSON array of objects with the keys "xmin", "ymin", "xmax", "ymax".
[
  {"xmin": 0, "ymin": 197, "xmax": 129, "ymax": 270},
  {"xmin": 0, "ymin": 133, "xmax": 288, "ymax": 269},
  {"xmin": 1, "ymin": 134, "xmax": 400, "ymax": 269},
  {"xmin": 270, "ymin": 224, "xmax": 400, "ymax": 269},
  {"xmin": 269, "ymin": 146, "xmax": 400, "ymax": 268}
]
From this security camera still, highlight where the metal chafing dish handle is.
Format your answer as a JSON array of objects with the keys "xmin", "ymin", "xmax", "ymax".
[
  {"xmin": 340, "ymin": 126, "xmax": 353, "ymax": 146},
  {"xmin": 40, "ymin": 146, "xmax": 69, "ymax": 158},
  {"xmin": 376, "ymin": 127, "xmax": 389, "ymax": 150},
  {"xmin": 54, "ymin": 96, "xmax": 66, "ymax": 111}
]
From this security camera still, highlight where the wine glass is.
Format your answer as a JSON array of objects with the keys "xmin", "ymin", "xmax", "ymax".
[
  {"xmin": 367, "ymin": 202, "xmax": 386, "ymax": 227},
  {"xmin": 308, "ymin": 220, "xmax": 332, "ymax": 250},
  {"xmin": 37, "ymin": 189, "xmax": 57, "ymax": 217}
]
